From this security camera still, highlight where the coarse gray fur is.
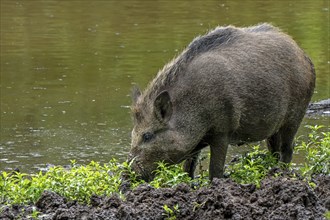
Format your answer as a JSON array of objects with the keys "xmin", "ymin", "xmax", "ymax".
[{"xmin": 129, "ymin": 23, "xmax": 315, "ymax": 181}]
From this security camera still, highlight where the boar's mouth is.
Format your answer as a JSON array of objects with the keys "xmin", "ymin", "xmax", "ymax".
[{"xmin": 128, "ymin": 157, "xmax": 154, "ymax": 182}]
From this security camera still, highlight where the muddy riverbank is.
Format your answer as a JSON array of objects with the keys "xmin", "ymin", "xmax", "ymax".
[
  {"xmin": 1, "ymin": 99, "xmax": 329, "ymax": 219},
  {"xmin": 1, "ymin": 172, "xmax": 329, "ymax": 220}
]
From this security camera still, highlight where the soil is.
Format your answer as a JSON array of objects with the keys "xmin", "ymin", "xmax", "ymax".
[{"xmin": 1, "ymin": 172, "xmax": 329, "ymax": 220}]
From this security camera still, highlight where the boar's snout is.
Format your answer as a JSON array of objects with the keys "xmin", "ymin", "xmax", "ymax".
[{"xmin": 127, "ymin": 154, "xmax": 155, "ymax": 182}]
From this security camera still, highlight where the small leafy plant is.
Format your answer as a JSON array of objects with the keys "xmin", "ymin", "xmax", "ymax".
[
  {"xmin": 295, "ymin": 125, "xmax": 329, "ymax": 176},
  {"xmin": 150, "ymin": 162, "xmax": 193, "ymax": 188},
  {"xmin": 226, "ymin": 127, "xmax": 329, "ymax": 187},
  {"xmin": 30, "ymin": 207, "xmax": 40, "ymax": 219},
  {"xmin": 226, "ymin": 145, "xmax": 279, "ymax": 187},
  {"xmin": 120, "ymin": 159, "xmax": 145, "ymax": 188},
  {"xmin": 0, "ymin": 160, "xmax": 199, "ymax": 206},
  {"xmin": 0, "ymin": 159, "xmax": 123, "ymax": 204},
  {"xmin": 162, "ymin": 204, "xmax": 180, "ymax": 220},
  {"xmin": 325, "ymin": 210, "xmax": 330, "ymax": 220}
]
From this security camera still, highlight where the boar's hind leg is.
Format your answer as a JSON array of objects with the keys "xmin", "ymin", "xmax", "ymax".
[
  {"xmin": 267, "ymin": 125, "xmax": 297, "ymax": 164},
  {"xmin": 183, "ymin": 151, "xmax": 201, "ymax": 179},
  {"xmin": 266, "ymin": 132, "xmax": 281, "ymax": 159},
  {"xmin": 209, "ymin": 135, "xmax": 229, "ymax": 180},
  {"xmin": 278, "ymin": 124, "xmax": 299, "ymax": 163}
]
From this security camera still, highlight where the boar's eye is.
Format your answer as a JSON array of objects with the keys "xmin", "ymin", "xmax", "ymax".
[{"xmin": 142, "ymin": 132, "xmax": 154, "ymax": 143}]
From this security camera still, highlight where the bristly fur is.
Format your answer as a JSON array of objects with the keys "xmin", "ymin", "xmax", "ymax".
[{"xmin": 141, "ymin": 23, "xmax": 277, "ymax": 102}]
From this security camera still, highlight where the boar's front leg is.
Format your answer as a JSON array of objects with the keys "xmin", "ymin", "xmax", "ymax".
[
  {"xmin": 183, "ymin": 142, "xmax": 208, "ymax": 178},
  {"xmin": 183, "ymin": 151, "xmax": 201, "ymax": 179},
  {"xmin": 209, "ymin": 135, "xmax": 228, "ymax": 180}
]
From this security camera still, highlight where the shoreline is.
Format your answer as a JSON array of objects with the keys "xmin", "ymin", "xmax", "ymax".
[{"xmin": 306, "ymin": 99, "xmax": 330, "ymax": 116}]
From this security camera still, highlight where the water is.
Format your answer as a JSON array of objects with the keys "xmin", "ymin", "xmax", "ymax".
[{"xmin": 1, "ymin": 0, "xmax": 329, "ymax": 173}]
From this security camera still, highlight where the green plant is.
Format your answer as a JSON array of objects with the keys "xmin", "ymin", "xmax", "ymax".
[
  {"xmin": 192, "ymin": 201, "xmax": 205, "ymax": 212},
  {"xmin": 325, "ymin": 211, "xmax": 330, "ymax": 220},
  {"xmin": 30, "ymin": 207, "xmax": 40, "ymax": 219},
  {"xmin": 0, "ymin": 159, "xmax": 123, "ymax": 205},
  {"xmin": 119, "ymin": 159, "xmax": 145, "ymax": 188},
  {"xmin": 162, "ymin": 204, "xmax": 179, "ymax": 220},
  {"xmin": 226, "ymin": 145, "xmax": 279, "ymax": 187},
  {"xmin": 296, "ymin": 125, "xmax": 329, "ymax": 176},
  {"xmin": 226, "ymin": 127, "xmax": 329, "ymax": 187},
  {"xmin": 195, "ymin": 154, "xmax": 211, "ymax": 185},
  {"xmin": 150, "ymin": 162, "xmax": 193, "ymax": 188},
  {"xmin": 0, "ymin": 159, "xmax": 203, "ymax": 206}
]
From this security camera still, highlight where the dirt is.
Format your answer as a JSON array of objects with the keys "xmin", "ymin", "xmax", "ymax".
[{"xmin": 1, "ymin": 172, "xmax": 329, "ymax": 220}]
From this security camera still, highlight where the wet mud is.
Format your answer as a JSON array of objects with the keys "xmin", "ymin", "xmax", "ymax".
[{"xmin": 1, "ymin": 173, "xmax": 329, "ymax": 220}]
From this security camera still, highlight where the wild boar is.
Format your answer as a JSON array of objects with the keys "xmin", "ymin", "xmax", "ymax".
[{"xmin": 129, "ymin": 23, "xmax": 315, "ymax": 181}]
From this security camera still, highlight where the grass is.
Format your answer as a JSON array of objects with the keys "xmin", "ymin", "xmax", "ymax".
[{"xmin": 1, "ymin": 127, "xmax": 329, "ymax": 207}]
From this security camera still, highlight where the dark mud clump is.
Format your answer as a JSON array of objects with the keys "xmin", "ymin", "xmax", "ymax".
[{"xmin": 1, "ymin": 174, "xmax": 329, "ymax": 220}]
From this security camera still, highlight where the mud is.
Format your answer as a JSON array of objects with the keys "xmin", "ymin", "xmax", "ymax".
[{"xmin": 1, "ymin": 173, "xmax": 329, "ymax": 220}]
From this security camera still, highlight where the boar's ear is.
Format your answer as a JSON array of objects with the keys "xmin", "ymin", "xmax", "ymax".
[
  {"xmin": 132, "ymin": 85, "xmax": 141, "ymax": 104},
  {"xmin": 154, "ymin": 91, "xmax": 173, "ymax": 123}
]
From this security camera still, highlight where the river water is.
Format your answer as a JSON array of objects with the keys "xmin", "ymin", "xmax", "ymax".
[{"xmin": 1, "ymin": 0, "xmax": 329, "ymax": 173}]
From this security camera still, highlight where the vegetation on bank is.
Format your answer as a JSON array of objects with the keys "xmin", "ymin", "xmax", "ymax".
[{"xmin": 1, "ymin": 127, "xmax": 329, "ymax": 207}]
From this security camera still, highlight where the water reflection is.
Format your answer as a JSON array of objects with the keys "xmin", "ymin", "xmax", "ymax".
[{"xmin": 1, "ymin": 0, "xmax": 329, "ymax": 172}]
